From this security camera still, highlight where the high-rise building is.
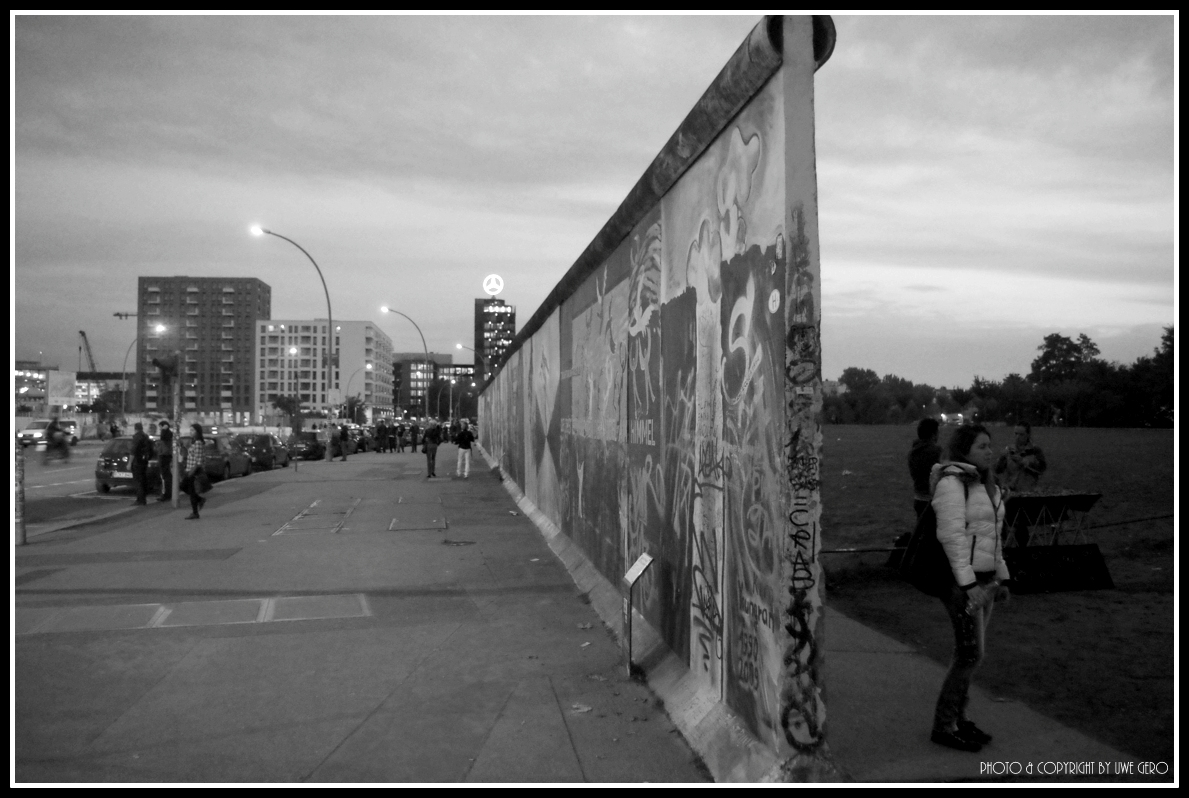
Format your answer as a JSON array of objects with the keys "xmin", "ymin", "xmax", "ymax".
[
  {"xmin": 254, "ymin": 319, "xmax": 393, "ymax": 423},
  {"xmin": 392, "ymin": 352, "xmax": 453, "ymax": 418},
  {"xmin": 474, "ymin": 298, "xmax": 515, "ymax": 382},
  {"xmin": 138, "ymin": 277, "xmax": 270, "ymax": 424}
]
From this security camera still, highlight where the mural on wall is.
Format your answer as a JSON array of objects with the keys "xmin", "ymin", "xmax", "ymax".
[
  {"xmin": 478, "ymin": 28, "xmax": 827, "ymax": 765},
  {"xmin": 657, "ymin": 286, "xmax": 698, "ymax": 662},
  {"xmin": 562, "ymin": 259, "xmax": 631, "ymax": 578},
  {"xmin": 623, "ymin": 215, "xmax": 666, "ymax": 626},
  {"xmin": 526, "ymin": 315, "xmax": 562, "ymax": 525}
]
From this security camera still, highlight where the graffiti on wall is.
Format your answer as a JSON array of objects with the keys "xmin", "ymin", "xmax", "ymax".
[
  {"xmin": 478, "ymin": 56, "xmax": 827, "ymax": 761},
  {"xmin": 780, "ymin": 203, "xmax": 826, "ymax": 752}
]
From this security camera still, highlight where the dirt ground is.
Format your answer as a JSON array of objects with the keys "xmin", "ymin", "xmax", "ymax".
[{"xmin": 818, "ymin": 425, "xmax": 1174, "ymax": 770}]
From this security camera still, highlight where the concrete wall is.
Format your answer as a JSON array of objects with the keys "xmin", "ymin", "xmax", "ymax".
[{"xmin": 479, "ymin": 16, "xmax": 834, "ymax": 780}]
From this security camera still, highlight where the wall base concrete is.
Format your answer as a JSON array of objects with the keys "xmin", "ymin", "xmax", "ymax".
[{"xmin": 478, "ymin": 444, "xmax": 813, "ymax": 783}]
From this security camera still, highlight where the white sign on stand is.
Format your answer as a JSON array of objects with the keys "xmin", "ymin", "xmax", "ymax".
[{"xmin": 621, "ymin": 552, "xmax": 654, "ymax": 677}]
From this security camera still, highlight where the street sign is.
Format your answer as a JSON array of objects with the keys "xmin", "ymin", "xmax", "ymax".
[{"xmin": 483, "ymin": 274, "xmax": 504, "ymax": 296}]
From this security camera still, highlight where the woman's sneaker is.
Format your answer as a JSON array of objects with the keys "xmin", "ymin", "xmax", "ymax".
[
  {"xmin": 958, "ymin": 720, "xmax": 993, "ymax": 745},
  {"xmin": 931, "ymin": 727, "xmax": 982, "ymax": 752}
]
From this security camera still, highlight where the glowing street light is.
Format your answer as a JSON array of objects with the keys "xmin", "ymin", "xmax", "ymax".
[
  {"xmin": 121, "ymin": 323, "xmax": 168, "ymax": 418},
  {"xmin": 380, "ymin": 306, "xmax": 430, "ymax": 420},
  {"xmin": 253, "ymin": 225, "xmax": 334, "ymax": 460}
]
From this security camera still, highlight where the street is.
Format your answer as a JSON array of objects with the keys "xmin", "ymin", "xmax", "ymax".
[{"xmin": 15, "ymin": 445, "xmax": 711, "ymax": 784}]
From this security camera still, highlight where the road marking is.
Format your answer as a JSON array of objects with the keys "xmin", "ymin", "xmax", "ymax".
[
  {"xmin": 16, "ymin": 594, "xmax": 371, "ymax": 635},
  {"xmin": 26, "ymin": 479, "xmax": 93, "ymax": 489},
  {"xmin": 273, "ymin": 498, "xmax": 361, "ymax": 535}
]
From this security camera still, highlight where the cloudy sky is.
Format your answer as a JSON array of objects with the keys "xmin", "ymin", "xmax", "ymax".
[{"xmin": 12, "ymin": 13, "xmax": 1175, "ymax": 389}]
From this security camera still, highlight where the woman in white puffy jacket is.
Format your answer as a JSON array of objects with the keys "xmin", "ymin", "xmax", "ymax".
[{"xmin": 928, "ymin": 423, "xmax": 1011, "ymax": 753}]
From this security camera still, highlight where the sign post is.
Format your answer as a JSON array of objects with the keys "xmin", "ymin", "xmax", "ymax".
[{"xmin": 621, "ymin": 552, "xmax": 654, "ymax": 677}]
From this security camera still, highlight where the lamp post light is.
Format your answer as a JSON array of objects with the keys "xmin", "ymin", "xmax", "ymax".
[
  {"xmin": 121, "ymin": 323, "xmax": 167, "ymax": 418},
  {"xmin": 345, "ymin": 364, "xmax": 372, "ymax": 423},
  {"xmin": 253, "ymin": 225, "xmax": 335, "ymax": 461},
  {"xmin": 380, "ymin": 306, "xmax": 430, "ymax": 421}
]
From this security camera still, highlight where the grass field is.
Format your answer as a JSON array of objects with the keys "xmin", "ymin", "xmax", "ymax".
[{"xmin": 818, "ymin": 425, "xmax": 1175, "ymax": 769}]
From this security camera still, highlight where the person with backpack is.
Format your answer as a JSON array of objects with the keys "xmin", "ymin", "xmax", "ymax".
[{"xmin": 928, "ymin": 423, "xmax": 1012, "ymax": 753}]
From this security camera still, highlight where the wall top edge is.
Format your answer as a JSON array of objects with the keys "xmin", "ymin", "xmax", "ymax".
[{"xmin": 481, "ymin": 16, "xmax": 833, "ymax": 393}]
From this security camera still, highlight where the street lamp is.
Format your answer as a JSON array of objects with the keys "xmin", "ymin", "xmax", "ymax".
[
  {"xmin": 122, "ymin": 323, "xmax": 166, "ymax": 418},
  {"xmin": 380, "ymin": 306, "xmax": 430, "ymax": 420},
  {"xmin": 345, "ymin": 363, "xmax": 372, "ymax": 422},
  {"xmin": 253, "ymin": 225, "xmax": 335, "ymax": 460}
]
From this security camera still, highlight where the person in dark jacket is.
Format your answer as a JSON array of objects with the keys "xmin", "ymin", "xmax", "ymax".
[
  {"xmin": 994, "ymin": 421, "xmax": 1048, "ymax": 547},
  {"xmin": 454, "ymin": 419, "xmax": 475, "ymax": 478},
  {"xmin": 339, "ymin": 424, "xmax": 350, "ymax": 461},
  {"xmin": 908, "ymin": 418, "xmax": 943, "ymax": 517},
  {"xmin": 422, "ymin": 421, "xmax": 441, "ymax": 477},
  {"xmin": 376, "ymin": 421, "xmax": 388, "ymax": 453},
  {"xmin": 157, "ymin": 421, "xmax": 174, "ymax": 501},
  {"xmin": 130, "ymin": 422, "xmax": 153, "ymax": 505}
]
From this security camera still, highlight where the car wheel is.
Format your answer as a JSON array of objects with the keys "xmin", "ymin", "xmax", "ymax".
[
  {"xmin": 96, "ymin": 481, "xmax": 110, "ymax": 494},
  {"xmin": 222, "ymin": 463, "xmax": 231, "ymax": 481}
]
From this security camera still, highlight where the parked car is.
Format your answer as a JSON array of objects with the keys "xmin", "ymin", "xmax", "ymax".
[
  {"xmin": 287, "ymin": 431, "xmax": 326, "ymax": 461},
  {"xmin": 234, "ymin": 433, "xmax": 290, "ymax": 470},
  {"xmin": 179, "ymin": 435, "xmax": 252, "ymax": 481},
  {"xmin": 94, "ymin": 436, "xmax": 160, "ymax": 493}
]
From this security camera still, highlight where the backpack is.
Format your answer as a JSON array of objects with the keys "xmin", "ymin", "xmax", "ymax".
[{"xmin": 899, "ymin": 480, "xmax": 968, "ymax": 597}]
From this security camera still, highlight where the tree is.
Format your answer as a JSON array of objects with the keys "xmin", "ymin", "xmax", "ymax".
[
  {"xmin": 1030, "ymin": 332, "xmax": 1098, "ymax": 384},
  {"xmin": 345, "ymin": 395, "xmax": 366, "ymax": 425},
  {"xmin": 839, "ymin": 367, "xmax": 880, "ymax": 394},
  {"xmin": 272, "ymin": 395, "xmax": 303, "ymax": 431}
]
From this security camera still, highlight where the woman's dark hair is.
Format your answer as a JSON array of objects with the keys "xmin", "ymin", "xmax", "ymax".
[
  {"xmin": 190, "ymin": 423, "xmax": 204, "ymax": 441},
  {"xmin": 946, "ymin": 423, "xmax": 990, "ymax": 464}
]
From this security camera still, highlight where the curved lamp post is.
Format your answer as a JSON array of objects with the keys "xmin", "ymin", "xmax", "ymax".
[
  {"xmin": 380, "ymin": 306, "xmax": 429, "ymax": 421},
  {"xmin": 253, "ymin": 225, "xmax": 334, "ymax": 460},
  {"xmin": 345, "ymin": 363, "xmax": 372, "ymax": 423},
  {"xmin": 122, "ymin": 323, "xmax": 167, "ymax": 418}
]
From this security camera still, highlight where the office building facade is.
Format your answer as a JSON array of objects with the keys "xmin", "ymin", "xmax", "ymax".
[
  {"xmin": 138, "ymin": 277, "xmax": 271, "ymax": 424},
  {"xmin": 254, "ymin": 319, "xmax": 393, "ymax": 424},
  {"xmin": 393, "ymin": 352, "xmax": 453, "ymax": 418},
  {"xmin": 473, "ymin": 298, "xmax": 515, "ymax": 382}
]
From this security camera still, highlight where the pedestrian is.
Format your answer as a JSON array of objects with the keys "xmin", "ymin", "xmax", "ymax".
[
  {"xmin": 929, "ymin": 423, "xmax": 1011, "ymax": 753},
  {"xmin": 455, "ymin": 419, "xmax": 475, "ymax": 479},
  {"xmin": 388, "ymin": 423, "xmax": 397, "ymax": 453},
  {"xmin": 157, "ymin": 420, "xmax": 174, "ymax": 502},
  {"xmin": 422, "ymin": 420, "xmax": 441, "ymax": 477},
  {"xmin": 376, "ymin": 420, "xmax": 388, "ymax": 453},
  {"xmin": 109, "ymin": 421, "xmax": 119, "ymax": 440},
  {"xmin": 339, "ymin": 423, "xmax": 350, "ymax": 461},
  {"xmin": 395, "ymin": 422, "xmax": 406, "ymax": 453},
  {"xmin": 994, "ymin": 422, "xmax": 1048, "ymax": 547},
  {"xmin": 130, "ymin": 422, "xmax": 153, "ymax": 505},
  {"xmin": 909, "ymin": 418, "xmax": 942, "ymax": 517},
  {"xmin": 181, "ymin": 423, "xmax": 208, "ymax": 520}
]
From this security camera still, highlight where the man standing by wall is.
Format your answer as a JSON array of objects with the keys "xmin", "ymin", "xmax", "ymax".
[
  {"xmin": 130, "ymin": 422, "xmax": 152, "ymax": 506},
  {"xmin": 455, "ymin": 419, "xmax": 475, "ymax": 479}
]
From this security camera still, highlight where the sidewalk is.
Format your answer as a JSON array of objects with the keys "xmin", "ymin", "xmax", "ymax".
[{"xmin": 14, "ymin": 446, "xmax": 1136, "ymax": 783}]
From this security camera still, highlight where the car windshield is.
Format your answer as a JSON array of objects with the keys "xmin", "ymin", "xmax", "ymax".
[
  {"xmin": 28, "ymin": 422, "xmax": 50, "ymax": 430},
  {"xmin": 101, "ymin": 439, "xmax": 132, "ymax": 456}
]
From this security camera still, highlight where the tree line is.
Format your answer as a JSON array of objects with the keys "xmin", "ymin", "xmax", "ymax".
[{"xmin": 823, "ymin": 327, "xmax": 1173, "ymax": 428}]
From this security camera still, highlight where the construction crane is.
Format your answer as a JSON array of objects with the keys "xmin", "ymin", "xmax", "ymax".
[
  {"xmin": 113, "ymin": 312, "xmax": 138, "ymax": 320},
  {"xmin": 78, "ymin": 331, "xmax": 99, "ymax": 373}
]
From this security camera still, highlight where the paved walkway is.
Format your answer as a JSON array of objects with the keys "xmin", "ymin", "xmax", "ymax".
[{"xmin": 14, "ymin": 446, "xmax": 1144, "ymax": 784}]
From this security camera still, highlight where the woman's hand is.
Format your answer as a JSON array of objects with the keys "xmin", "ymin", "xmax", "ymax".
[{"xmin": 965, "ymin": 584, "xmax": 996, "ymax": 612}]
